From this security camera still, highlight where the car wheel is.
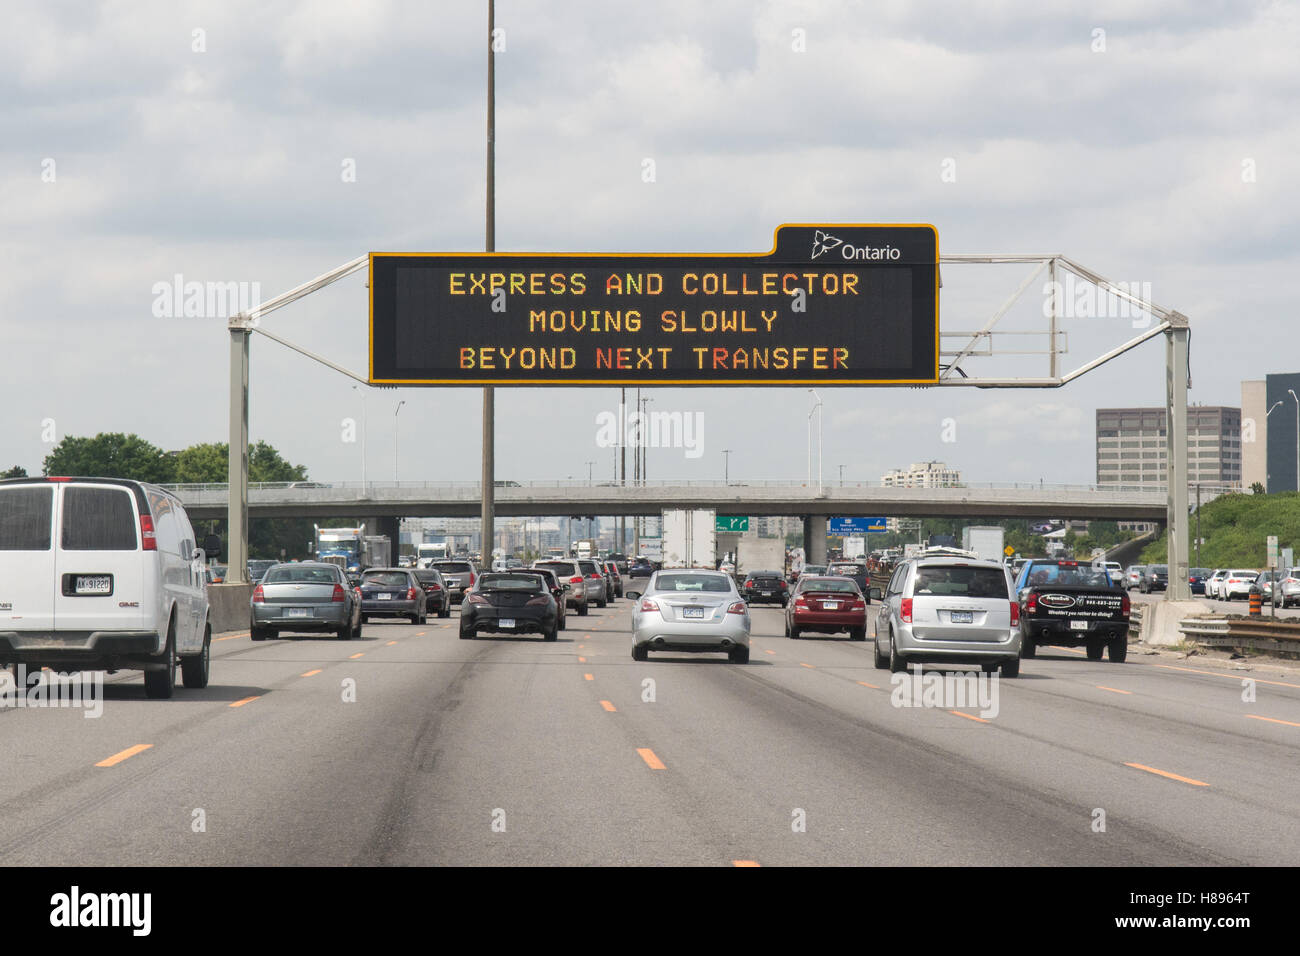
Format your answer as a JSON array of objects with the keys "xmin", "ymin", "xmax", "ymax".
[
  {"xmin": 181, "ymin": 624, "xmax": 211, "ymax": 689},
  {"xmin": 544, "ymin": 622, "xmax": 558, "ymax": 642},
  {"xmin": 849, "ymin": 626, "xmax": 866, "ymax": 642},
  {"xmin": 632, "ymin": 643, "xmax": 648, "ymax": 662},
  {"xmin": 361, "ymin": 614, "xmax": 370, "ymax": 624},
  {"xmin": 729, "ymin": 645, "xmax": 750, "ymax": 664},
  {"xmin": 789, "ymin": 625, "xmax": 801, "ymax": 639},
  {"xmin": 982, "ymin": 662, "xmax": 998, "ymax": 674},
  {"xmin": 337, "ymin": 622, "xmax": 351, "ymax": 640},
  {"xmin": 144, "ymin": 621, "xmax": 177, "ymax": 699},
  {"xmin": 351, "ymin": 614, "xmax": 363, "ymax": 639},
  {"xmin": 1000, "ymin": 658, "xmax": 1020, "ymax": 678},
  {"xmin": 578, "ymin": 602, "xmax": 589, "ymax": 616},
  {"xmin": 1086, "ymin": 639, "xmax": 1105, "ymax": 661},
  {"xmin": 1108, "ymin": 634, "xmax": 1128, "ymax": 663},
  {"xmin": 459, "ymin": 623, "xmax": 474, "ymax": 639},
  {"xmin": 1021, "ymin": 628, "xmax": 1036, "ymax": 659},
  {"xmin": 558, "ymin": 613, "xmax": 567, "ymax": 630},
  {"xmin": 439, "ymin": 604, "xmax": 451, "ymax": 618},
  {"xmin": 888, "ymin": 634, "xmax": 907, "ymax": 674},
  {"xmin": 250, "ymin": 624, "xmax": 269, "ymax": 642},
  {"xmin": 597, "ymin": 596, "xmax": 608, "ymax": 608},
  {"xmin": 873, "ymin": 636, "xmax": 889, "ymax": 670}
]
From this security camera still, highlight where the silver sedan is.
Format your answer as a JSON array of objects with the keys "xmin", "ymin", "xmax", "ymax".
[{"xmin": 631, "ymin": 569, "xmax": 750, "ymax": 663}]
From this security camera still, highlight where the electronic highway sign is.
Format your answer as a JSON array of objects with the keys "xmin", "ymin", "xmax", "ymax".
[{"xmin": 369, "ymin": 223, "xmax": 938, "ymax": 386}]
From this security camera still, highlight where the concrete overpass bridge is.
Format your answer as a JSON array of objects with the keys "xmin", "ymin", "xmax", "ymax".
[{"xmin": 170, "ymin": 479, "xmax": 1170, "ymax": 523}]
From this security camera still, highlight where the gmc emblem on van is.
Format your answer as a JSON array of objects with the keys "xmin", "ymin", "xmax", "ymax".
[
  {"xmin": 0, "ymin": 602, "xmax": 11, "ymax": 611},
  {"xmin": 1039, "ymin": 593, "xmax": 1076, "ymax": 609},
  {"xmin": 118, "ymin": 601, "xmax": 140, "ymax": 608}
]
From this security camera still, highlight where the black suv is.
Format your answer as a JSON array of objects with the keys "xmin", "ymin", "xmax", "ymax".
[
  {"xmin": 1140, "ymin": 565, "xmax": 1168, "ymax": 593},
  {"xmin": 742, "ymin": 571, "xmax": 789, "ymax": 606}
]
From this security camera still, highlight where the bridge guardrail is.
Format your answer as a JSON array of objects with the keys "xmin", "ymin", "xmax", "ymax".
[{"xmin": 1176, "ymin": 616, "xmax": 1300, "ymax": 658}]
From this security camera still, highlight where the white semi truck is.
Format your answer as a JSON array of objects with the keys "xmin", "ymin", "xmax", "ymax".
[{"xmin": 661, "ymin": 509, "xmax": 716, "ymax": 569}]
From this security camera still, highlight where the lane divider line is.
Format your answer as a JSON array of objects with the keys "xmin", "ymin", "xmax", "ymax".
[
  {"xmin": 386, "ymin": 641, "xmax": 398, "ymax": 646},
  {"xmin": 229, "ymin": 696, "xmax": 261, "ymax": 708},
  {"xmin": 764, "ymin": 649, "xmax": 776, "ymax": 655},
  {"xmin": 1155, "ymin": 663, "xmax": 1300, "ymax": 690},
  {"xmin": 301, "ymin": 669, "xmax": 322, "ymax": 678},
  {"xmin": 349, "ymin": 653, "xmax": 364, "ymax": 659},
  {"xmin": 949, "ymin": 710, "xmax": 989, "ymax": 723},
  {"xmin": 732, "ymin": 860, "xmax": 761, "ymax": 867},
  {"xmin": 1246, "ymin": 714, "xmax": 1300, "ymax": 728},
  {"xmin": 799, "ymin": 662, "xmax": 816, "ymax": 669},
  {"xmin": 1097, "ymin": 685, "xmax": 1132, "ymax": 695},
  {"xmin": 583, "ymin": 673, "xmax": 594, "ymax": 681},
  {"xmin": 637, "ymin": 748, "xmax": 666, "ymax": 770},
  {"xmin": 856, "ymin": 680, "xmax": 880, "ymax": 689},
  {"xmin": 578, "ymin": 656, "xmax": 587, "ymax": 663},
  {"xmin": 95, "ymin": 744, "xmax": 152, "ymax": 767},
  {"xmin": 1124, "ymin": 762, "xmax": 1209, "ymax": 787},
  {"xmin": 215, "ymin": 633, "xmax": 248, "ymax": 642},
  {"xmin": 600, "ymin": 700, "xmax": 617, "ymax": 712}
]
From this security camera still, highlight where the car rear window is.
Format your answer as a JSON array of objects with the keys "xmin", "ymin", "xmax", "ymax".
[
  {"xmin": 479, "ymin": 573, "xmax": 543, "ymax": 592},
  {"xmin": 655, "ymin": 573, "xmax": 731, "ymax": 593},
  {"xmin": 434, "ymin": 562, "xmax": 473, "ymax": 573},
  {"xmin": 364, "ymin": 571, "xmax": 410, "ymax": 587},
  {"xmin": 265, "ymin": 566, "xmax": 338, "ymax": 584},
  {"xmin": 535, "ymin": 562, "xmax": 576, "ymax": 576},
  {"xmin": 578, "ymin": 561, "xmax": 601, "ymax": 575},
  {"xmin": 913, "ymin": 566, "xmax": 1009, "ymax": 598},
  {"xmin": 0, "ymin": 485, "xmax": 54, "ymax": 551},
  {"xmin": 829, "ymin": 564, "xmax": 865, "ymax": 575},
  {"xmin": 413, "ymin": 570, "xmax": 442, "ymax": 584},
  {"xmin": 799, "ymin": 578, "xmax": 858, "ymax": 593},
  {"xmin": 61, "ymin": 486, "xmax": 137, "ymax": 551}
]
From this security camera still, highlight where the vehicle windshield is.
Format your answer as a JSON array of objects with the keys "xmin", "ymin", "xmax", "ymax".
[
  {"xmin": 266, "ymin": 566, "xmax": 338, "ymax": 584},
  {"xmin": 363, "ymin": 571, "xmax": 409, "ymax": 587},
  {"xmin": 433, "ymin": 562, "xmax": 472, "ymax": 573},
  {"xmin": 1025, "ymin": 564, "xmax": 1111, "ymax": 588},
  {"xmin": 829, "ymin": 564, "xmax": 865, "ymax": 575},
  {"xmin": 479, "ymin": 574, "xmax": 543, "ymax": 592},
  {"xmin": 654, "ymin": 573, "xmax": 731, "ymax": 593},
  {"xmin": 914, "ymin": 566, "xmax": 1009, "ymax": 597},
  {"xmin": 535, "ymin": 562, "xmax": 576, "ymax": 576}
]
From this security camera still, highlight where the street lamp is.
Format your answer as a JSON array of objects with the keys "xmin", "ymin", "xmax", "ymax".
[
  {"xmin": 586, "ymin": 460, "xmax": 595, "ymax": 485},
  {"xmin": 722, "ymin": 449, "xmax": 731, "ymax": 485},
  {"xmin": 351, "ymin": 384, "xmax": 367, "ymax": 488},
  {"xmin": 1290, "ymin": 390, "xmax": 1300, "ymax": 493},
  {"xmin": 807, "ymin": 389, "xmax": 823, "ymax": 494},
  {"xmin": 393, "ymin": 399, "xmax": 406, "ymax": 482},
  {"xmin": 839, "ymin": 464, "xmax": 845, "ymax": 487}
]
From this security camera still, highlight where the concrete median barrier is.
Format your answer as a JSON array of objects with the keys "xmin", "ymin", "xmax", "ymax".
[{"xmin": 208, "ymin": 583, "xmax": 253, "ymax": 635}]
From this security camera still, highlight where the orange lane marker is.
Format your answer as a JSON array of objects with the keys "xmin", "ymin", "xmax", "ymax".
[
  {"xmin": 1155, "ymin": 663, "xmax": 1300, "ymax": 691},
  {"xmin": 349, "ymin": 653, "xmax": 364, "ymax": 659},
  {"xmin": 764, "ymin": 649, "xmax": 776, "ymax": 655},
  {"xmin": 583, "ymin": 673, "xmax": 594, "ymax": 681},
  {"xmin": 600, "ymin": 700, "xmax": 617, "ymax": 712},
  {"xmin": 857, "ymin": 680, "xmax": 880, "ymax": 689},
  {"xmin": 799, "ymin": 662, "xmax": 816, "ymax": 669},
  {"xmin": 416, "ymin": 632, "xmax": 426, "ymax": 636},
  {"xmin": 732, "ymin": 860, "xmax": 761, "ymax": 867},
  {"xmin": 1246, "ymin": 714, "xmax": 1300, "ymax": 728},
  {"xmin": 949, "ymin": 710, "xmax": 989, "ymax": 723},
  {"xmin": 215, "ymin": 633, "xmax": 248, "ymax": 642},
  {"xmin": 386, "ymin": 641, "xmax": 398, "ymax": 646},
  {"xmin": 95, "ymin": 744, "xmax": 152, "ymax": 767},
  {"xmin": 578, "ymin": 656, "xmax": 587, "ymax": 663},
  {"xmin": 1125, "ymin": 762, "xmax": 1209, "ymax": 787},
  {"xmin": 637, "ymin": 748, "xmax": 666, "ymax": 770},
  {"xmin": 1097, "ymin": 685, "xmax": 1132, "ymax": 695},
  {"xmin": 301, "ymin": 669, "xmax": 322, "ymax": 678},
  {"xmin": 229, "ymin": 696, "xmax": 261, "ymax": 708}
]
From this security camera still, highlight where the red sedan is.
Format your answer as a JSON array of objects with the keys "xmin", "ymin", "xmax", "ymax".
[{"xmin": 785, "ymin": 575, "xmax": 867, "ymax": 641}]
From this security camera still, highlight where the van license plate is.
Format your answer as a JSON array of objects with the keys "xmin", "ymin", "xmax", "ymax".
[
  {"xmin": 75, "ymin": 576, "xmax": 112, "ymax": 595},
  {"xmin": 683, "ymin": 607, "xmax": 705, "ymax": 619},
  {"xmin": 287, "ymin": 608, "xmax": 312, "ymax": 618},
  {"xmin": 951, "ymin": 611, "xmax": 973, "ymax": 623},
  {"xmin": 378, "ymin": 593, "xmax": 392, "ymax": 600}
]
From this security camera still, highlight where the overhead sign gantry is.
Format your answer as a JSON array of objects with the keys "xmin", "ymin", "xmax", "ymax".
[{"xmin": 368, "ymin": 223, "xmax": 939, "ymax": 386}]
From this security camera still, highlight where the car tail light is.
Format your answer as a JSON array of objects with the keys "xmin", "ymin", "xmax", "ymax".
[
  {"xmin": 468, "ymin": 593, "xmax": 489, "ymax": 604},
  {"xmin": 467, "ymin": 573, "xmax": 475, "ymax": 586},
  {"xmin": 848, "ymin": 599, "xmax": 865, "ymax": 610},
  {"xmin": 404, "ymin": 587, "xmax": 417, "ymax": 600},
  {"xmin": 569, "ymin": 575, "xmax": 584, "ymax": 585},
  {"xmin": 793, "ymin": 595, "xmax": 808, "ymax": 607},
  {"xmin": 727, "ymin": 601, "xmax": 746, "ymax": 614},
  {"xmin": 1009, "ymin": 601, "xmax": 1019, "ymax": 626},
  {"xmin": 779, "ymin": 580, "xmax": 787, "ymax": 589},
  {"xmin": 743, "ymin": 578, "xmax": 753, "ymax": 588},
  {"xmin": 526, "ymin": 595, "xmax": 550, "ymax": 606},
  {"xmin": 901, "ymin": 598, "xmax": 913, "ymax": 624},
  {"xmin": 429, "ymin": 582, "xmax": 442, "ymax": 590},
  {"xmin": 1121, "ymin": 594, "xmax": 1131, "ymax": 616},
  {"xmin": 140, "ymin": 515, "xmax": 157, "ymax": 551},
  {"xmin": 1026, "ymin": 593, "xmax": 1038, "ymax": 613},
  {"xmin": 252, "ymin": 585, "xmax": 265, "ymax": 604},
  {"xmin": 639, "ymin": 598, "xmax": 659, "ymax": 614},
  {"xmin": 330, "ymin": 584, "xmax": 347, "ymax": 602}
]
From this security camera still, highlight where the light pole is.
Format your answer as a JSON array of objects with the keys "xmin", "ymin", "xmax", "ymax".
[
  {"xmin": 1290, "ymin": 390, "xmax": 1300, "ymax": 493},
  {"xmin": 393, "ymin": 400, "xmax": 405, "ymax": 482},
  {"xmin": 722, "ymin": 449, "xmax": 731, "ymax": 485},
  {"xmin": 807, "ymin": 389, "xmax": 823, "ymax": 495},
  {"xmin": 839, "ymin": 464, "xmax": 845, "ymax": 487},
  {"xmin": 586, "ymin": 460, "xmax": 594, "ymax": 485},
  {"xmin": 351, "ymin": 384, "xmax": 367, "ymax": 488},
  {"xmin": 1266, "ymin": 400, "xmax": 1284, "ymax": 491}
]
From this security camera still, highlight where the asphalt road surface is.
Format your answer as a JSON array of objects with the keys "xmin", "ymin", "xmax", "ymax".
[{"xmin": 2, "ymin": 598, "xmax": 1298, "ymax": 866}]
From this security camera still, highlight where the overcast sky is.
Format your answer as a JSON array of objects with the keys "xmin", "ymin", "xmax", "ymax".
[{"xmin": 4, "ymin": 0, "xmax": 1296, "ymax": 488}]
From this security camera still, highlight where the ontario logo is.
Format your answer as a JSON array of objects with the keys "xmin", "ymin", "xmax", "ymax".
[{"xmin": 810, "ymin": 230, "xmax": 902, "ymax": 261}]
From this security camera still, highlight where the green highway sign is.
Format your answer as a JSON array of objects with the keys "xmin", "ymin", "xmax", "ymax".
[{"xmin": 716, "ymin": 515, "xmax": 750, "ymax": 533}]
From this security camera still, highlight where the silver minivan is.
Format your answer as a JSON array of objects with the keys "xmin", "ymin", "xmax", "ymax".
[
  {"xmin": 873, "ymin": 556, "xmax": 1021, "ymax": 678},
  {"xmin": 0, "ymin": 477, "xmax": 219, "ymax": 697}
]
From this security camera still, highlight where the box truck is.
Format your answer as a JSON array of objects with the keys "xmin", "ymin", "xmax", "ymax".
[
  {"xmin": 961, "ymin": 526, "xmax": 1006, "ymax": 563},
  {"xmin": 661, "ymin": 509, "xmax": 716, "ymax": 569}
]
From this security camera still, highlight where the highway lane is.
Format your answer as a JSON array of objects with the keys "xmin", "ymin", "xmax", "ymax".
[{"xmin": 1, "ymin": 597, "xmax": 1298, "ymax": 866}]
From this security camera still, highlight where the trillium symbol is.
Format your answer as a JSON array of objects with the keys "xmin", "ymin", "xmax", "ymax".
[{"xmin": 811, "ymin": 230, "xmax": 842, "ymax": 259}]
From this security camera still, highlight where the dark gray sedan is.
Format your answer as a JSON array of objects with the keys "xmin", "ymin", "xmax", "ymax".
[
  {"xmin": 250, "ymin": 562, "xmax": 361, "ymax": 641},
  {"xmin": 359, "ymin": 568, "xmax": 426, "ymax": 625}
]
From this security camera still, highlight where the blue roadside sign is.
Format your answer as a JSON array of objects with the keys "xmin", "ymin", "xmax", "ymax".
[{"xmin": 829, "ymin": 517, "xmax": 887, "ymax": 534}]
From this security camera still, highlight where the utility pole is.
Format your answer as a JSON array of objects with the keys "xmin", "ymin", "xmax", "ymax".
[
  {"xmin": 480, "ymin": 0, "xmax": 497, "ymax": 569},
  {"xmin": 722, "ymin": 448, "xmax": 731, "ymax": 485}
]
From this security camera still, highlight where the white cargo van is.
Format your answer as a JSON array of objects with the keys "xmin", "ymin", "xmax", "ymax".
[{"xmin": 0, "ymin": 477, "xmax": 219, "ymax": 698}]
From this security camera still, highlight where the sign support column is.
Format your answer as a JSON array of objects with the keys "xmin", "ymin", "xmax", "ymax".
[
  {"xmin": 480, "ymin": 0, "xmax": 496, "ymax": 563},
  {"xmin": 227, "ymin": 324, "xmax": 250, "ymax": 584},
  {"xmin": 1165, "ymin": 316, "xmax": 1190, "ymax": 601}
]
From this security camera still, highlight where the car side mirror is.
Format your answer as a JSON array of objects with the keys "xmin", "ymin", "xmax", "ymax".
[
  {"xmin": 562, "ymin": 583, "xmax": 572, "ymax": 591},
  {"xmin": 203, "ymin": 534, "xmax": 223, "ymax": 560},
  {"xmin": 869, "ymin": 587, "xmax": 882, "ymax": 601}
]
